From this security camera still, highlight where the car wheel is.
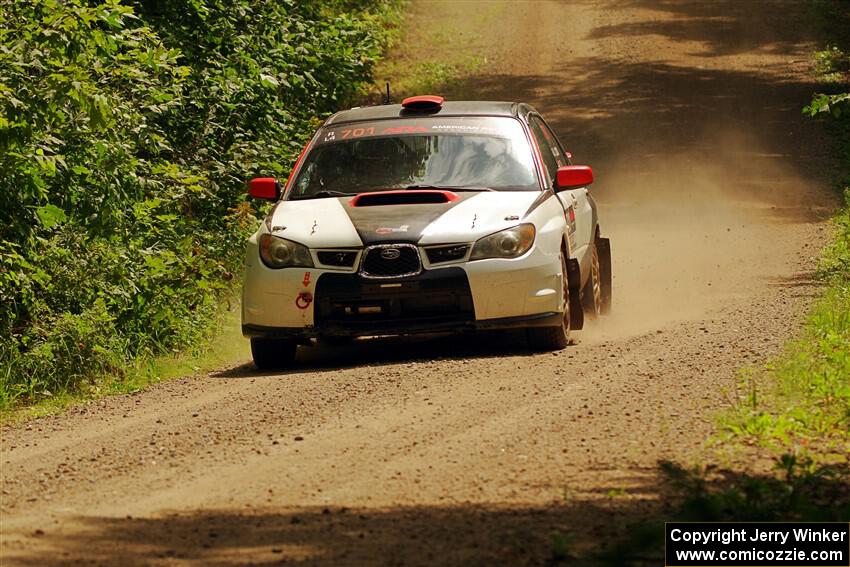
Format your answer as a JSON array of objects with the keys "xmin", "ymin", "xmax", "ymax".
[
  {"xmin": 527, "ymin": 251, "xmax": 571, "ymax": 351},
  {"xmin": 251, "ymin": 338, "xmax": 296, "ymax": 370},
  {"xmin": 582, "ymin": 241, "xmax": 602, "ymax": 319},
  {"xmin": 597, "ymin": 236, "xmax": 613, "ymax": 314}
]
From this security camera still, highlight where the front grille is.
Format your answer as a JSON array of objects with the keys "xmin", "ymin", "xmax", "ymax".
[
  {"xmin": 426, "ymin": 244, "xmax": 469, "ymax": 264},
  {"xmin": 360, "ymin": 244, "xmax": 421, "ymax": 278},
  {"xmin": 317, "ymin": 250, "xmax": 358, "ymax": 268},
  {"xmin": 315, "ymin": 268, "xmax": 475, "ymax": 335}
]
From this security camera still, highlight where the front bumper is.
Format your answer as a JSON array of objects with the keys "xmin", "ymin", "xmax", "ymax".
[
  {"xmin": 242, "ymin": 238, "xmax": 564, "ymax": 337},
  {"xmin": 243, "ymin": 311, "xmax": 562, "ymax": 339}
]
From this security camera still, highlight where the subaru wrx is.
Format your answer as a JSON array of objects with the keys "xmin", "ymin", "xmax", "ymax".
[{"xmin": 242, "ymin": 96, "xmax": 612, "ymax": 369}]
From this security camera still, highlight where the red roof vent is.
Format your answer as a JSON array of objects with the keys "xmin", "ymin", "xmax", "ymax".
[{"xmin": 401, "ymin": 95, "xmax": 444, "ymax": 112}]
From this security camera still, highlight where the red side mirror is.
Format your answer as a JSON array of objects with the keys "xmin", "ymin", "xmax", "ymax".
[
  {"xmin": 556, "ymin": 165, "xmax": 593, "ymax": 191},
  {"xmin": 248, "ymin": 177, "xmax": 279, "ymax": 200}
]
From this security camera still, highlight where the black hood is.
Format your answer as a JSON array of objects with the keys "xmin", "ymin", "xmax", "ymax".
[{"xmin": 342, "ymin": 192, "xmax": 478, "ymax": 245}]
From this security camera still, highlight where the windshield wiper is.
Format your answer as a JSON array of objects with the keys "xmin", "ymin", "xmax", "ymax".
[
  {"xmin": 402, "ymin": 184, "xmax": 495, "ymax": 192},
  {"xmin": 290, "ymin": 190, "xmax": 355, "ymax": 200}
]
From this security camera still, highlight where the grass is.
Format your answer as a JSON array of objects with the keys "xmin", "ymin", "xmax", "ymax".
[
  {"xmin": 1, "ymin": 302, "xmax": 248, "ymax": 424},
  {"xmin": 368, "ymin": 0, "xmax": 499, "ymax": 101},
  {"xmin": 720, "ymin": 270, "xmax": 850, "ymax": 461},
  {"xmin": 376, "ymin": 57, "xmax": 484, "ymax": 99}
]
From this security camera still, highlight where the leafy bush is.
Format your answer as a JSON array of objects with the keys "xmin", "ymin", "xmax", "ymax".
[
  {"xmin": 805, "ymin": 92, "xmax": 850, "ymax": 118},
  {"xmin": 0, "ymin": 0, "xmax": 400, "ymax": 408},
  {"xmin": 0, "ymin": 299, "xmax": 125, "ymax": 407}
]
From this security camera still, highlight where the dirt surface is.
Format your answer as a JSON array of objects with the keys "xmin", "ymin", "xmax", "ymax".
[{"xmin": 0, "ymin": 1, "xmax": 839, "ymax": 565}]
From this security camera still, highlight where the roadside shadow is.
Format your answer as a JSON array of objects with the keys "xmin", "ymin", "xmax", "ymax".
[
  {"xmin": 9, "ymin": 460, "xmax": 848, "ymax": 566},
  {"xmin": 585, "ymin": 0, "xmax": 817, "ymax": 58},
  {"xmin": 211, "ymin": 330, "xmax": 539, "ymax": 379},
  {"xmin": 447, "ymin": 57, "xmax": 836, "ymax": 214},
  {"xmin": 432, "ymin": 0, "xmax": 839, "ymax": 221}
]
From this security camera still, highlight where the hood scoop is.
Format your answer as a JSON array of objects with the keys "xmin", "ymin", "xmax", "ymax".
[{"xmin": 351, "ymin": 190, "xmax": 458, "ymax": 207}]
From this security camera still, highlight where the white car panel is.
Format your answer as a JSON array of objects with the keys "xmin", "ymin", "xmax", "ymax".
[
  {"xmin": 418, "ymin": 191, "xmax": 539, "ymax": 245},
  {"xmin": 268, "ymin": 198, "xmax": 361, "ymax": 247}
]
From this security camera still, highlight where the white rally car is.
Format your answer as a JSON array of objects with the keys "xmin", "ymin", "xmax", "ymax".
[{"xmin": 242, "ymin": 96, "xmax": 612, "ymax": 369}]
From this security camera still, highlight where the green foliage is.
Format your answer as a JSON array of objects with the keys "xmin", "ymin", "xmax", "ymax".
[
  {"xmin": 698, "ymin": 7, "xmax": 850, "ymax": 541},
  {"xmin": 0, "ymin": 0, "xmax": 400, "ymax": 408},
  {"xmin": 0, "ymin": 298, "xmax": 125, "ymax": 408},
  {"xmin": 548, "ymin": 531, "xmax": 575, "ymax": 564},
  {"xmin": 805, "ymin": 92, "xmax": 850, "ymax": 118}
]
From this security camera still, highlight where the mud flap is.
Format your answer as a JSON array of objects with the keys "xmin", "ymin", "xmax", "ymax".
[
  {"xmin": 566, "ymin": 257, "xmax": 584, "ymax": 330},
  {"xmin": 597, "ymin": 237, "xmax": 612, "ymax": 314}
]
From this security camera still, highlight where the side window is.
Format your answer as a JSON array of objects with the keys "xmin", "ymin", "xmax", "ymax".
[
  {"xmin": 528, "ymin": 116, "xmax": 558, "ymax": 188},
  {"xmin": 536, "ymin": 118, "xmax": 568, "ymax": 167}
]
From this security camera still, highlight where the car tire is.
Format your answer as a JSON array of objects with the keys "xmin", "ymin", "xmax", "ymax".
[
  {"xmin": 597, "ymin": 236, "xmax": 613, "ymax": 314},
  {"xmin": 251, "ymin": 338, "xmax": 296, "ymax": 370},
  {"xmin": 582, "ymin": 241, "xmax": 602, "ymax": 319},
  {"xmin": 527, "ymin": 252, "xmax": 571, "ymax": 351}
]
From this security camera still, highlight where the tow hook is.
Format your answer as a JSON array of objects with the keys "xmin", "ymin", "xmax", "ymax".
[{"xmin": 295, "ymin": 292, "xmax": 313, "ymax": 310}]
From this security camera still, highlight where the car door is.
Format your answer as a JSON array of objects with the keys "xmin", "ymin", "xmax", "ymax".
[{"xmin": 529, "ymin": 115, "xmax": 594, "ymax": 265}]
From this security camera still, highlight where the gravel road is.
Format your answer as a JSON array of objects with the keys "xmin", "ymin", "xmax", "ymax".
[{"xmin": 0, "ymin": 1, "xmax": 838, "ymax": 565}]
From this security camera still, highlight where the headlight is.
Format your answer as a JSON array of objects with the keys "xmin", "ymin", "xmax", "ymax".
[
  {"xmin": 259, "ymin": 234, "xmax": 314, "ymax": 269},
  {"xmin": 470, "ymin": 224, "xmax": 535, "ymax": 260}
]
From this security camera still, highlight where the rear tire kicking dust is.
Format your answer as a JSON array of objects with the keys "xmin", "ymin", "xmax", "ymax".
[
  {"xmin": 582, "ymin": 240, "xmax": 603, "ymax": 319},
  {"xmin": 596, "ymin": 236, "xmax": 613, "ymax": 315}
]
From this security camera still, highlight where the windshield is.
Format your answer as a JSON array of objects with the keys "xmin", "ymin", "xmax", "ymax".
[{"xmin": 289, "ymin": 117, "xmax": 539, "ymax": 199}]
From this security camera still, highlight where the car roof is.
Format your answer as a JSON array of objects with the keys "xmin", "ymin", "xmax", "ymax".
[{"xmin": 324, "ymin": 101, "xmax": 522, "ymax": 126}]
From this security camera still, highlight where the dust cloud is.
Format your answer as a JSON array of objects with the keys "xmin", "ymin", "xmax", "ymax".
[{"xmin": 584, "ymin": 128, "xmax": 832, "ymax": 341}]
